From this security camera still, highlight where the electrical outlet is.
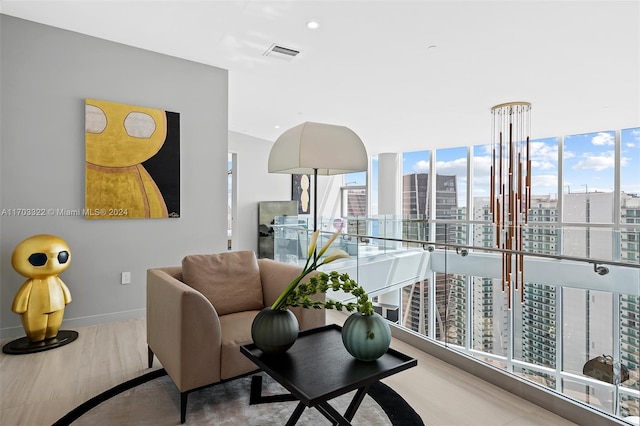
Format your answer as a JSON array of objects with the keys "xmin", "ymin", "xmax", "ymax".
[{"xmin": 121, "ymin": 272, "xmax": 131, "ymax": 285}]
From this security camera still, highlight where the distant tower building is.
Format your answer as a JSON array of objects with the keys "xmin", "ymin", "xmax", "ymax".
[
  {"xmin": 344, "ymin": 186, "xmax": 368, "ymax": 235},
  {"xmin": 401, "ymin": 175, "xmax": 639, "ymax": 407},
  {"xmin": 402, "ymin": 173, "xmax": 458, "ymax": 243},
  {"xmin": 402, "ymin": 173, "xmax": 466, "ymax": 345},
  {"xmin": 345, "ymin": 187, "xmax": 367, "ymax": 217},
  {"xmin": 619, "ymin": 192, "xmax": 640, "ymax": 415},
  {"xmin": 520, "ymin": 196, "xmax": 559, "ymax": 372},
  {"xmin": 522, "ymin": 192, "xmax": 639, "ymax": 409},
  {"xmin": 473, "ymin": 197, "xmax": 509, "ymax": 356}
]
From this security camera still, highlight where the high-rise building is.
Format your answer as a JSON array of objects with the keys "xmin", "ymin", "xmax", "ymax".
[
  {"xmin": 345, "ymin": 187, "xmax": 367, "ymax": 217},
  {"xmin": 402, "ymin": 173, "xmax": 466, "ymax": 345},
  {"xmin": 519, "ymin": 196, "xmax": 559, "ymax": 374},
  {"xmin": 344, "ymin": 186, "xmax": 368, "ymax": 236},
  {"xmin": 404, "ymin": 186, "xmax": 639, "ymax": 411},
  {"xmin": 512, "ymin": 193, "xmax": 637, "ymax": 411},
  {"xmin": 400, "ymin": 170, "xmax": 639, "ymax": 412},
  {"xmin": 401, "ymin": 173, "xmax": 458, "ymax": 243}
]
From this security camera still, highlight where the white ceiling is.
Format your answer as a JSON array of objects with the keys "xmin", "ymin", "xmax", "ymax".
[{"xmin": 2, "ymin": 1, "xmax": 639, "ymax": 155}]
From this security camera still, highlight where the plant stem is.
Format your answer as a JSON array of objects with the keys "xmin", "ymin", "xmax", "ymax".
[{"xmin": 271, "ymin": 263, "xmax": 315, "ymax": 311}]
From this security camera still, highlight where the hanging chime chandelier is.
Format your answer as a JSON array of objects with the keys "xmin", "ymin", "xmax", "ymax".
[{"xmin": 490, "ymin": 102, "xmax": 531, "ymax": 309}]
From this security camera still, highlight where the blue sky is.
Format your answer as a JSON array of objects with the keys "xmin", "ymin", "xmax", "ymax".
[
  {"xmin": 391, "ymin": 127, "xmax": 640, "ymax": 209},
  {"xmin": 295, "ymin": 127, "xmax": 638, "ymax": 216}
]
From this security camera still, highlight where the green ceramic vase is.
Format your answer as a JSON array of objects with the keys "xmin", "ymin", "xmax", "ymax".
[
  {"xmin": 341, "ymin": 312, "xmax": 391, "ymax": 361},
  {"xmin": 251, "ymin": 307, "xmax": 299, "ymax": 354}
]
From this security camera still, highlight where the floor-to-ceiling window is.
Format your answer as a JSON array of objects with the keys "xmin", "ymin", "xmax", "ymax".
[{"xmin": 392, "ymin": 126, "xmax": 639, "ymax": 418}]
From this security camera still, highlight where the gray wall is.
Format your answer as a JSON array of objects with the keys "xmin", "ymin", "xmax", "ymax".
[{"xmin": 0, "ymin": 15, "xmax": 229, "ymax": 338}]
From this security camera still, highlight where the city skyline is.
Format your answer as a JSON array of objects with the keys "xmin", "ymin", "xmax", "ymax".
[{"xmin": 345, "ymin": 126, "xmax": 639, "ymax": 215}]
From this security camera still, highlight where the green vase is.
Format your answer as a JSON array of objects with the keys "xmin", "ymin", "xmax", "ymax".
[
  {"xmin": 341, "ymin": 312, "xmax": 391, "ymax": 361},
  {"xmin": 251, "ymin": 307, "xmax": 299, "ymax": 354}
]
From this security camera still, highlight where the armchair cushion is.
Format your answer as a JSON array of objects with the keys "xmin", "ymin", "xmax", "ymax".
[{"xmin": 181, "ymin": 251, "xmax": 264, "ymax": 316}]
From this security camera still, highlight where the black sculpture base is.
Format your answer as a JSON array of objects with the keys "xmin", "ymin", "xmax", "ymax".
[{"xmin": 2, "ymin": 330, "xmax": 78, "ymax": 355}]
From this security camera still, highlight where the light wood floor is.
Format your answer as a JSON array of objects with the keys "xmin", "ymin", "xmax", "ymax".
[{"xmin": 0, "ymin": 312, "xmax": 576, "ymax": 426}]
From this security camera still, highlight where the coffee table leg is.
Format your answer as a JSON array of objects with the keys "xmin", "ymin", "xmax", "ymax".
[
  {"xmin": 250, "ymin": 375, "xmax": 297, "ymax": 405},
  {"xmin": 315, "ymin": 402, "xmax": 351, "ymax": 426},
  {"xmin": 285, "ymin": 402, "xmax": 307, "ymax": 426},
  {"xmin": 344, "ymin": 384, "xmax": 370, "ymax": 421}
]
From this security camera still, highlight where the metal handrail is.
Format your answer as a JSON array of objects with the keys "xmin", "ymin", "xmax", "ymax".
[{"xmin": 327, "ymin": 230, "xmax": 640, "ymax": 270}]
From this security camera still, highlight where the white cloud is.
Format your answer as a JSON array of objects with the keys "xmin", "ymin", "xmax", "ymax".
[
  {"xmin": 531, "ymin": 174, "xmax": 558, "ymax": 189},
  {"xmin": 482, "ymin": 141, "xmax": 558, "ymax": 164},
  {"xmin": 473, "ymin": 155, "xmax": 492, "ymax": 174},
  {"xmin": 591, "ymin": 132, "xmax": 614, "ymax": 146},
  {"xmin": 472, "ymin": 156, "xmax": 493, "ymax": 187},
  {"xmin": 412, "ymin": 160, "xmax": 429, "ymax": 173},
  {"xmin": 530, "ymin": 141, "xmax": 558, "ymax": 162},
  {"xmin": 573, "ymin": 151, "xmax": 615, "ymax": 171},
  {"xmin": 531, "ymin": 160, "xmax": 555, "ymax": 170},
  {"xmin": 622, "ymin": 183, "xmax": 640, "ymax": 194},
  {"xmin": 435, "ymin": 157, "xmax": 467, "ymax": 176},
  {"xmin": 477, "ymin": 144, "xmax": 492, "ymax": 155}
]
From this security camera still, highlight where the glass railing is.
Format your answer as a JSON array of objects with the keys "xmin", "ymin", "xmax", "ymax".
[{"xmin": 273, "ymin": 216, "xmax": 640, "ymax": 423}]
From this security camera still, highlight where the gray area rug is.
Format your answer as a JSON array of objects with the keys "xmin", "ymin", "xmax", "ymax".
[{"xmin": 61, "ymin": 369, "xmax": 422, "ymax": 425}]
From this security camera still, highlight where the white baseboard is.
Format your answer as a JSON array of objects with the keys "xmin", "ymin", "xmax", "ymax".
[{"xmin": 0, "ymin": 308, "xmax": 146, "ymax": 340}]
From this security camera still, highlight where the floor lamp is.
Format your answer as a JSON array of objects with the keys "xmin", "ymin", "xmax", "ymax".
[{"xmin": 267, "ymin": 121, "xmax": 368, "ymax": 232}]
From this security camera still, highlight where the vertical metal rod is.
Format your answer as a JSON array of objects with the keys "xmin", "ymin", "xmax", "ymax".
[{"xmin": 313, "ymin": 168, "xmax": 318, "ymax": 232}]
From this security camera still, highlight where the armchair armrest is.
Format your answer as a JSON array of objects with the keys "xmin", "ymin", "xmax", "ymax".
[
  {"xmin": 257, "ymin": 259, "xmax": 325, "ymax": 331},
  {"xmin": 147, "ymin": 268, "xmax": 223, "ymax": 391}
]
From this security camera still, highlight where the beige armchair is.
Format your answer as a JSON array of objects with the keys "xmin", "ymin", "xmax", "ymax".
[{"xmin": 146, "ymin": 251, "xmax": 325, "ymax": 423}]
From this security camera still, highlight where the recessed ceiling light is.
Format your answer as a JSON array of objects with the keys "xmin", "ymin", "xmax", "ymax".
[
  {"xmin": 275, "ymin": 125, "xmax": 280, "ymax": 129},
  {"xmin": 306, "ymin": 21, "xmax": 319, "ymax": 29}
]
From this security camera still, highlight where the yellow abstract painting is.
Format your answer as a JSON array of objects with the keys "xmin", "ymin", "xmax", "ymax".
[{"xmin": 85, "ymin": 98, "xmax": 180, "ymax": 219}]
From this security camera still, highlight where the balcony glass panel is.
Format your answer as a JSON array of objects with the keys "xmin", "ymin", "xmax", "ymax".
[
  {"xmin": 401, "ymin": 280, "xmax": 428, "ymax": 335},
  {"xmin": 514, "ymin": 282, "xmax": 557, "ymax": 369},
  {"xmin": 437, "ymin": 272, "xmax": 466, "ymax": 346},
  {"xmin": 563, "ymin": 377, "xmax": 615, "ymax": 415},
  {"xmin": 514, "ymin": 366, "xmax": 556, "ymax": 390},
  {"xmin": 402, "ymin": 217, "xmax": 430, "ymax": 246},
  {"xmin": 472, "ymin": 276, "xmax": 508, "ymax": 357},
  {"xmin": 562, "ymin": 225, "xmax": 619, "ymax": 261},
  {"xmin": 621, "ymin": 394, "xmax": 639, "ymax": 418},
  {"xmin": 621, "ymin": 228, "xmax": 640, "ymax": 265},
  {"xmin": 562, "ymin": 289, "xmax": 615, "ymax": 376},
  {"xmin": 274, "ymin": 217, "xmax": 640, "ymax": 423}
]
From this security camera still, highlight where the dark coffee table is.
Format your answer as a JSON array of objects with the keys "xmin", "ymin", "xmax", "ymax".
[{"xmin": 240, "ymin": 323, "xmax": 417, "ymax": 425}]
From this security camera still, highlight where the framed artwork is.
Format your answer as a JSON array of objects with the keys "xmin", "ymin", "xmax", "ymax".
[
  {"xmin": 85, "ymin": 98, "xmax": 180, "ymax": 219},
  {"xmin": 291, "ymin": 174, "xmax": 311, "ymax": 215}
]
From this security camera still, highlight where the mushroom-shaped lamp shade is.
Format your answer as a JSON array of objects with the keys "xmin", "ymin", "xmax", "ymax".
[
  {"xmin": 268, "ymin": 121, "xmax": 368, "ymax": 232},
  {"xmin": 268, "ymin": 122, "xmax": 368, "ymax": 175}
]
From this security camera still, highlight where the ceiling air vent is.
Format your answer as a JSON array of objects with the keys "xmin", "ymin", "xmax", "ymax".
[{"xmin": 264, "ymin": 44, "xmax": 300, "ymax": 61}]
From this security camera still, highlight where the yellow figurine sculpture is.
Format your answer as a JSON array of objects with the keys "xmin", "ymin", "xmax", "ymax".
[
  {"xmin": 11, "ymin": 234, "xmax": 72, "ymax": 342},
  {"xmin": 85, "ymin": 98, "xmax": 168, "ymax": 219}
]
